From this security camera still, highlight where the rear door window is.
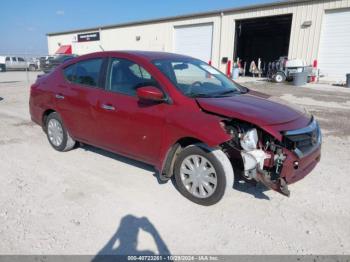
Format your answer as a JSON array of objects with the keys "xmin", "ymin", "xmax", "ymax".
[
  {"xmin": 75, "ymin": 59, "xmax": 103, "ymax": 87},
  {"xmin": 18, "ymin": 57, "xmax": 25, "ymax": 62},
  {"xmin": 63, "ymin": 64, "xmax": 77, "ymax": 82},
  {"xmin": 12, "ymin": 57, "xmax": 17, "ymax": 62},
  {"xmin": 63, "ymin": 58, "xmax": 103, "ymax": 87}
]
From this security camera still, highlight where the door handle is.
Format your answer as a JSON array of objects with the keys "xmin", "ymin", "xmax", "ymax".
[
  {"xmin": 101, "ymin": 104, "xmax": 116, "ymax": 111},
  {"xmin": 55, "ymin": 94, "xmax": 65, "ymax": 100}
]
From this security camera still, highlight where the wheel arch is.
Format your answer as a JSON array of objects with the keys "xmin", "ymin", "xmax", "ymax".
[
  {"xmin": 160, "ymin": 137, "xmax": 205, "ymax": 179},
  {"xmin": 42, "ymin": 109, "xmax": 56, "ymax": 131},
  {"xmin": 160, "ymin": 137, "xmax": 229, "ymax": 180}
]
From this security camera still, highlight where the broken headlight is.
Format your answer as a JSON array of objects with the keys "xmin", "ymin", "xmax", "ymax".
[{"xmin": 240, "ymin": 128, "xmax": 258, "ymax": 151}]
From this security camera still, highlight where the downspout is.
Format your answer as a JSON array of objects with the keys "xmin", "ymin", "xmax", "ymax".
[
  {"xmin": 99, "ymin": 27, "xmax": 104, "ymax": 51},
  {"xmin": 218, "ymin": 12, "xmax": 224, "ymax": 68}
]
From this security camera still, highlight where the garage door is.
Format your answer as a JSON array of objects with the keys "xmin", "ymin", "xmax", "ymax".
[
  {"xmin": 174, "ymin": 24, "xmax": 213, "ymax": 63},
  {"xmin": 318, "ymin": 9, "xmax": 350, "ymax": 80}
]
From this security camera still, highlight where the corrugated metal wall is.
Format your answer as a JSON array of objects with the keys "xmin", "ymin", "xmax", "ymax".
[
  {"xmin": 221, "ymin": 0, "xmax": 350, "ymax": 68},
  {"xmin": 47, "ymin": 0, "xmax": 350, "ymax": 72}
]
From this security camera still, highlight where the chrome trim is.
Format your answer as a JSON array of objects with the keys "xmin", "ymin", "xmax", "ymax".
[
  {"xmin": 101, "ymin": 104, "xmax": 116, "ymax": 111},
  {"xmin": 55, "ymin": 94, "xmax": 65, "ymax": 100}
]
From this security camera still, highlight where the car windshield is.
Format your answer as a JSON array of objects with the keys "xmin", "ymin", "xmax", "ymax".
[{"xmin": 152, "ymin": 58, "xmax": 244, "ymax": 97}]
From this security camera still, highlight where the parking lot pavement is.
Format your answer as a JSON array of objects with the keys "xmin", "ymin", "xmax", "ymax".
[{"xmin": 0, "ymin": 72, "xmax": 349, "ymax": 255}]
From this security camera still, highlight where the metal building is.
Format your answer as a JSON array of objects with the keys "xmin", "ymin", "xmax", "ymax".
[{"xmin": 47, "ymin": 0, "xmax": 350, "ymax": 80}]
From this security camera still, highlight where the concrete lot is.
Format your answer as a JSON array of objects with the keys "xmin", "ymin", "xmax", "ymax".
[{"xmin": 0, "ymin": 71, "xmax": 349, "ymax": 255}]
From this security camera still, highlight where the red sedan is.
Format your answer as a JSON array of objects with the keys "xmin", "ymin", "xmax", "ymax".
[{"xmin": 29, "ymin": 51, "xmax": 321, "ymax": 205}]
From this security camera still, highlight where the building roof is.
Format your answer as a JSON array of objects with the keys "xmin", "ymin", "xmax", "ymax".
[{"xmin": 47, "ymin": 0, "xmax": 311, "ymax": 36}]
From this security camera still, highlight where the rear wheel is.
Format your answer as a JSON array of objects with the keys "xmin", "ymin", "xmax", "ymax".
[
  {"xmin": 46, "ymin": 112, "xmax": 76, "ymax": 152},
  {"xmin": 29, "ymin": 65, "xmax": 36, "ymax": 71},
  {"xmin": 273, "ymin": 72, "xmax": 286, "ymax": 83},
  {"xmin": 174, "ymin": 144, "xmax": 233, "ymax": 206}
]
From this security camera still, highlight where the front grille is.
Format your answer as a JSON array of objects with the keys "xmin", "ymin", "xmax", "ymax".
[{"xmin": 282, "ymin": 118, "xmax": 321, "ymax": 158}]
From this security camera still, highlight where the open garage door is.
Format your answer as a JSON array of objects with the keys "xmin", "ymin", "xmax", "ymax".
[
  {"xmin": 234, "ymin": 14, "xmax": 292, "ymax": 76},
  {"xmin": 318, "ymin": 9, "xmax": 350, "ymax": 81},
  {"xmin": 174, "ymin": 23, "xmax": 213, "ymax": 63}
]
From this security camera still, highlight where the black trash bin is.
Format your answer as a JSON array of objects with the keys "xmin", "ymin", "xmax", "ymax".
[
  {"xmin": 293, "ymin": 72, "xmax": 308, "ymax": 86},
  {"xmin": 346, "ymin": 74, "xmax": 350, "ymax": 88}
]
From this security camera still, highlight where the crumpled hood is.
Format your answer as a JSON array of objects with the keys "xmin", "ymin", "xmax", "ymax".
[{"xmin": 196, "ymin": 91, "xmax": 309, "ymax": 128}]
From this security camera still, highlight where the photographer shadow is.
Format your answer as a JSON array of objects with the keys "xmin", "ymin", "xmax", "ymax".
[{"xmin": 93, "ymin": 215, "xmax": 170, "ymax": 261}]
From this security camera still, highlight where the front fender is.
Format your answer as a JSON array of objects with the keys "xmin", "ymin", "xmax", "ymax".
[{"xmin": 156, "ymin": 107, "xmax": 232, "ymax": 172}]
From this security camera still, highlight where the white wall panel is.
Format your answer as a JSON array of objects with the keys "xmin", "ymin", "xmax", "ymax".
[
  {"xmin": 174, "ymin": 24, "xmax": 213, "ymax": 62},
  {"xmin": 318, "ymin": 8, "xmax": 350, "ymax": 80}
]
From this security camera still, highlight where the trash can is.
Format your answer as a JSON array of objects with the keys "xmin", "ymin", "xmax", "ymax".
[
  {"xmin": 346, "ymin": 74, "xmax": 350, "ymax": 88},
  {"xmin": 293, "ymin": 72, "xmax": 308, "ymax": 86},
  {"xmin": 232, "ymin": 68, "xmax": 240, "ymax": 80}
]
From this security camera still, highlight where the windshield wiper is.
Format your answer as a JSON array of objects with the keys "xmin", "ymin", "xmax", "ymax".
[
  {"xmin": 215, "ymin": 90, "xmax": 241, "ymax": 96},
  {"xmin": 186, "ymin": 93, "xmax": 214, "ymax": 98},
  {"xmin": 187, "ymin": 90, "xmax": 241, "ymax": 98}
]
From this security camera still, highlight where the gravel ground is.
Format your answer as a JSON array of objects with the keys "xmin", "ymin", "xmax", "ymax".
[{"xmin": 0, "ymin": 72, "xmax": 349, "ymax": 255}]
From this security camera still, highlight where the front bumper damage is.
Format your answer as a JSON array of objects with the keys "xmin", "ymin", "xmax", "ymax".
[
  {"xmin": 229, "ymin": 118, "xmax": 322, "ymax": 196},
  {"xmin": 241, "ymin": 147, "xmax": 321, "ymax": 196},
  {"xmin": 241, "ymin": 149, "xmax": 291, "ymax": 196}
]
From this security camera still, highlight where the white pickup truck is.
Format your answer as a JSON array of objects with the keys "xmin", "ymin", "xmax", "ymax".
[{"xmin": 0, "ymin": 56, "xmax": 37, "ymax": 72}]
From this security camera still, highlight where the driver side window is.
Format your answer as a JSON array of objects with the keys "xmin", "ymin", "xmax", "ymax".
[{"xmin": 107, "ymin": 58, "xmax": 157, "ymax": 96}]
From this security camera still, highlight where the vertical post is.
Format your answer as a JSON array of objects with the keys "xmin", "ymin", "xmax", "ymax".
[
  {"xmin": 226, "ymin": 60, "xmax": 232, "ymax": 78},
  {"xmin": 311, "ymin": 59, "xmax": 318, "ymax": 83},
  {"xmin": 218, "ymin": 12, "xmax": 224, "ymax": 69},
  {"xmin": 25, "ymin": 49, "xmax": 29, "ymax": 83}
]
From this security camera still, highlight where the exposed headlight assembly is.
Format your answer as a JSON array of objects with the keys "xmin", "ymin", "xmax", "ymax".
[{"xmin": 240, "ymin": 128, "xmax": 258, "ymax": 151}]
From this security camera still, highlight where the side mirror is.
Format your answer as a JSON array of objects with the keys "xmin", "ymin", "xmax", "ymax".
[{"xmin": 136, "ymin": 86, "xmax": 165, "ymax": 102}]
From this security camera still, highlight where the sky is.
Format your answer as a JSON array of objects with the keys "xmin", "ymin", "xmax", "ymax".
[{"xmin": 0, "ymin": 0, "xmax": 276, "ymax": 55}]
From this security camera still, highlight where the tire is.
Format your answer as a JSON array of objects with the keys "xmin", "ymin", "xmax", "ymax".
[
  {"xmin": 174, "ymin": 144, "xmax": 234, "ymax": 206},
  {"xmin": 45, "ymin": 112, "xmax": 76, "ymax": 152},
  {"xmin": 0, "ymin": 64, "xmax": 6, "ymax": 72},
  {"xmin": 273, "ymin": 72, "xmax": 286, "ymax": 83},
  {"xmin": 29, "ymin": 65, "xmax": 36, "ymax": 71}
]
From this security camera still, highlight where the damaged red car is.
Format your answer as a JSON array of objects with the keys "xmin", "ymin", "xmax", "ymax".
[{"xmin": 29, "ymin": 51, "xmax": 322, "ymax": 205}]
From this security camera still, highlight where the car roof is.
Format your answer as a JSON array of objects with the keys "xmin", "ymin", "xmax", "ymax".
[{"xmin": 80, "ymin": 51, "xmax": 194, "ymax": 61}]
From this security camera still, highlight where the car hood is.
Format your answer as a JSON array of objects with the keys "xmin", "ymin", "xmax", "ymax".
[{"xmin": 196, "ymin": 91, "xmax": 311, "ymax": 136}]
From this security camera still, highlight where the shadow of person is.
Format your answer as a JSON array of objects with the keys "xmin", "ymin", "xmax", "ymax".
[{"xmin": 93, "ymin": 215, "xmax": 170, "ymax": 262}]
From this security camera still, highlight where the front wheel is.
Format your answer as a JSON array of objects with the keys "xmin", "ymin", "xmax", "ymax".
[
  {"xmin": 174, "ymin": 145, "xmax": 234, "ymax": 206},
  {"xmin": 46, "ymin": 112, "xmax": 76, "ymax": 152}
]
